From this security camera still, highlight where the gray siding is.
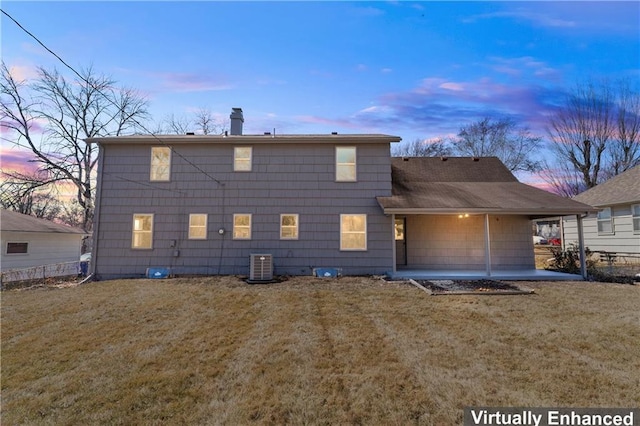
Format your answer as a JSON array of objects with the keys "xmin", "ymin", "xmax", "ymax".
[
  {"xmin": 563, "ymin": 205, "xmax": 640, "ymax": 254},
  {"xmin": 93, "ymin": 142, "xmax": 394, "ymax": 279}
]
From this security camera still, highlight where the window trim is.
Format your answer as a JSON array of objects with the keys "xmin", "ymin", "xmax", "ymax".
[
  {"xmin": 234, "ymin": 146, "xmax": 252, "ymax": 172},
  {"xmin": 340, "ymin": 214, "xmax": 367, "ymax": 251},
  {"xmin": 280, "ymin": 214, "xmax": 299, "ymax": 240},
  {"xmin": 132, "ymin": 213, "xmax": 154, "ymax": 249},
  {"xmin": 150, "ymin": 146, "xmax": 172, "ymax": 182},
  {"xmin": 6, "ymin": 242, "xmax": 29, "ymax": 255},
  {"xmin": 335, "ymin": 146, "xmax": 357, "ymax": 182},
  {"xmin": 188, "ymin": 213, "xmax": 208, "ymax": 240},
  {"xmin": 597, "ymin": 207, "xmax": 614, "ymax": 235},
  {"xmin": 632, "ymin": 204, "xmax": 640, "ymax": 234},
  {"xmin": 233, "ymin": 213, "xmax": 252, "ymax": 240}
]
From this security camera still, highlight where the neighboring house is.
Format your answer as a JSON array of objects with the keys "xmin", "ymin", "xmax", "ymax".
[
  {"xmin": 562, "ymin": 166, "xmax": 640, "ymax": 256},
  {"xmin": 88, "ymin": 108, "xmax": 596, "ymax": 280},
  {"xmin": 1, "ymin": 209, "xmax": 86, "ymax": 280}
]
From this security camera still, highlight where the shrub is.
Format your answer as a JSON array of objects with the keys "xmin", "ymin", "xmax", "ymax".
[{"xmin": 547, "ymin": 244, "xmax": 595, "ymax": 275}]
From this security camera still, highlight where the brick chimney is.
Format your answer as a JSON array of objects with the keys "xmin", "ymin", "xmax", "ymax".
[{"xmin": 230, "ymin": 108, "xmax": 244, "ymax": 135}]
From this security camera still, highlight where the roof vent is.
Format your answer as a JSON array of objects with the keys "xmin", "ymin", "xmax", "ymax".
[
  {"xmin": 441, "ymin": 156, "xmax": 448, "ymax": 161},
  {"xmin": 472, "ymin": 157, "xmax": 480, "ymax": 162},
  {"xmin": 403, "ymin": 157, "xmax": 409, "ymax": 161}
]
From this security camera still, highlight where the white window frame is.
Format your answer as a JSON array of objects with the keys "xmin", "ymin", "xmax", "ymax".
[
  {"xmin": 132, "ymin": 214, "xmax": 154, "ymax": 249},
  {"xmin": 597, "ymin": 207, "xmax": 614, "ymax": 235},
  {"xmin": 150, "ymin": 147, "xmax": 171, "ymax": 181},
  {"xmin": 336, "ymin": 146, "xmax": 357, "ymax": 182},
  {"xmin": 280, "ymin": 214, "xmax": 299, "ymax": 240},
  {"xmin": 6, "ymin": 242, "xmax": 29, "ymax": 255},
  {"xmin": 188, "ymin": 214, "xmax": 208, "ymax": 240},
  {"xmin": 234, "ymin": 147, "xmax": 252, "ymax": 171},
  {"xmin": 233, "ymin": 214, "xmax": 252, "ymax": 240},
  {"xmin": 632, "ymin": 204, "xmax": 640, "ymax": 234},
  {"xmin": 340, "ymin": 214, "xmax": 367, "ymax": 251}
]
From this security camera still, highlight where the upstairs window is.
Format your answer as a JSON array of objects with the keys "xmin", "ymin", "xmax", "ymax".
[
  {"xmin": 150, "ymin": 147, "xmax": 171, "ymax": 181},
  {"xmin": 632, "ymin": 204, "xmax": 640, "ymax": 234},
  {"xmin": 132, "ymin": 214, "xmax": 154, "ymax": 249},
  {"xmin": 234, "ymin": 147, "xmax": 252, "ymax": 171},
  {"xmin": 189, "ymin": 214, "xmax": 208, "ymax": 240},
  {"xmin": 233, "ymin": 214, "xmax": 252, "ymax": 239},
  {"xmin": 336, "ymin": 147, "xmax": 357, "ymax": 182},
  {"xmin": 340, "ymin": 214, "xmax": 367, "ymax": 251},
  {"xmin": 6, "ymin": 242, "xmax": 28, "ymax": 254},
  {"xmin": 597, "ymin": 207, "xmax": 613, "ymax": 235},
  {"xmin": 280, "ymin": 214, "xmax": 299, "ymax": 239}
]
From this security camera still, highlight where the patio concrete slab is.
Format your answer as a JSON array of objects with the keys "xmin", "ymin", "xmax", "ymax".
[{"xmin": 390, "ymin": 269, "xmax": 583, "ymax": 281}]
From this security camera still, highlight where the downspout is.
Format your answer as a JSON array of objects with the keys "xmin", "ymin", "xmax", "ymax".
[
  {"xmin": 391, "ymin": 214, "xmax": 397, "ymax": 277},
  {"xmin": 89, "ymin": 142, "xmax": 105, "ymax": 280},
  {"xmin": 484, "ymin": 213, "xmax": 492, "ymax": 277},
  {"xmin": 577, "ymin": 213, "xmax": 589, "ymax": 279}
]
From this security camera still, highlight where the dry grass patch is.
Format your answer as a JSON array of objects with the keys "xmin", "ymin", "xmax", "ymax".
[{"xmin": 2, "ymin": 276, "xmax": 639, "ymax": 424}]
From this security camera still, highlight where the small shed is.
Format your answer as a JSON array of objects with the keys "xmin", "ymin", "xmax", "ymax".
[{"xmin": 1, "ymin": 209, "xmax": 86, "ymax": 280}]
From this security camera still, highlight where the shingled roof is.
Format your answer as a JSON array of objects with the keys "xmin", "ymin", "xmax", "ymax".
[
  {"xmin": 376, "ymin": 157, "xmax": 597, "ymax": 217},
  {"xmin": 571, "ymin": 165, "xmax": 640, "ymax": 207},
  {"xmin": 0, "ymin": 209, "xmax": 85, "ymax": 234}
]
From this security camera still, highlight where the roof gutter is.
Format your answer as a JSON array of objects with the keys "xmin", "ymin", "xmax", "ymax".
[{"xmin": 377, "ymin": 206, "xmax": 598, "ymax": 216}]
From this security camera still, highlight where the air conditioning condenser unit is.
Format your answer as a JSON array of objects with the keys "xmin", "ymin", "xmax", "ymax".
[{"xmin": 249, "ymin": 254, "xmax": 273, "ymax": 282}]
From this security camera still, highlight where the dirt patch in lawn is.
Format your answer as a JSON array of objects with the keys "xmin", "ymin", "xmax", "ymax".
[{"xmin": 415, "ymin": 279, "xmax": 534, "ymax": 295}]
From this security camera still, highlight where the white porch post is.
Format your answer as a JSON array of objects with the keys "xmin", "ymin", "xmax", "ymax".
[
  {"xmin": 577, "ymin": 214, "xmax": 587, "ymax": 279},
  {"xmin": 484, "ymin": 213, "xmax": 492, "ymax": 276},
  {"xmin": 391, "ymin": 214, "xmax": 397, "ymax": 276}
]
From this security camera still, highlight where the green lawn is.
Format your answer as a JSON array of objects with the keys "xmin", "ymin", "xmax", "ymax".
[{"xmin": 2, "ymin": 276, "xmax": 639, "ymax": 425}]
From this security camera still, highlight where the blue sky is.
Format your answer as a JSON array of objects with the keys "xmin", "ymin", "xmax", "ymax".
[{"xmin": 1, "ymin": 1, "xmax": 639, "ymax": 184}]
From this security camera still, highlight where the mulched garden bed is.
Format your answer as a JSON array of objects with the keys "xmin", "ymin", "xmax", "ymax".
[{"xmin": 414, "ymin": 279, "xmax": 534, "ymax": 295}]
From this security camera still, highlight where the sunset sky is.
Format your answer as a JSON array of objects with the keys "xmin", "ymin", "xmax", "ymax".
[{"xmin": 2, "ymin": 1, "xmax": 639, "ymax": 185}]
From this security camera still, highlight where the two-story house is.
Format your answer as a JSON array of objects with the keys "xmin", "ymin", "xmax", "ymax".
[
  {"xmin": 88, "ymin": 108, "xmax": 596, "ymax": 281},
  {"xmin": 89, "ymin": 109, "xmax": 401, "ymax": 280}
]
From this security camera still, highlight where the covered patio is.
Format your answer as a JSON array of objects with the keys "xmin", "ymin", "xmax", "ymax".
[{"xmin": 378, "ymin": 157, "xmax": 598, "ymax": 281}]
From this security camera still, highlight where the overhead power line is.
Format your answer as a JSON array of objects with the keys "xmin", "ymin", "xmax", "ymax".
[{"xmin": 1, "ymin": 8, "xmax": 224, "ymax": 186}]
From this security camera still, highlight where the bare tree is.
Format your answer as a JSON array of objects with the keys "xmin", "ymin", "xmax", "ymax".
[
  {"xmin": 450, "ymin": 117, "xmax": 542, "ymax": 172},
  {"xmin": 607, "ymin": 79, "xmax": 640, "ymax": 177},
  {"xmin": 538, "ymin": 160, "xmax": 587, "ymax": 198},
  {"xmin": 546, "ymin": 80, "xmax": 615, "ymax": 190},
  {"xmin": 545, "ymin": 79, "xmax": 640, "ymax": 195},
  {"xmin": 161, "ymin": 108, "xmax": 226, "ymax": 135},
  {"xmin": 1, "ymin": 62, "xmax": 149, "ymax": 231},
  {"xmin": 0, "ymin": 171, "xmax": 62, "ymax": 220},
  {"xmin": 391, "ymin": 137, "xmax": 451, "ymax": 157}
]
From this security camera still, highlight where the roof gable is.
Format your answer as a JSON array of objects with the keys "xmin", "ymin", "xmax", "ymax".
[
  {"xmin": 572, "ymin": 166, "xmax": 640, "ymax": 207},
  {"xmin": 391, "ymin": 157, "xmax": 518, "ymax": 183},
  {"xmin": 0, "ymin": 209, "xmax": 85, "ymax": 234},
  {"xmin": 378, "ymin": 157, "xmax": 596, "ymax": 216}
]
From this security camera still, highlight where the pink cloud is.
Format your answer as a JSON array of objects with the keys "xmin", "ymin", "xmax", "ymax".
[
  {"xmin": 159, "ymin": 72, "xmax": 233, "ymax": 93},
  {"xmin": 0, "ymin": 148, "xmax": 40, "ymax": 175},
  {"xmin": 295, "ymin": 115, "xmax": 358, "ymax": 129},
  {"xmin": 439, "ymin": 82, "xmax": 465, "ymax": 92}
]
